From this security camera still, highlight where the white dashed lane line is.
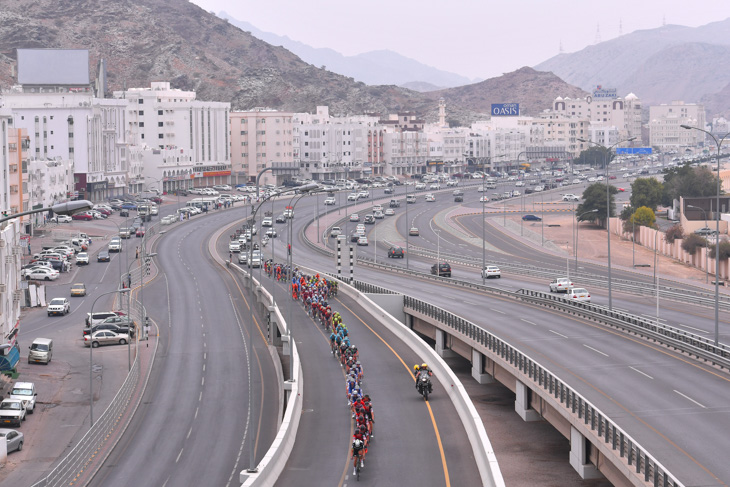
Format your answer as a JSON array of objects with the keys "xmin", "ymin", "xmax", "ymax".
[
  {"xmin": 583, "ymin": 344, "xmax": 609, "ymax": 357},
  {"xmin": 674, "ymin": 390, "xmax": 706, "ymax": 408},
  {"xmin": 629, "ymin": 366, "xmax": 653, "ymax": 380}
]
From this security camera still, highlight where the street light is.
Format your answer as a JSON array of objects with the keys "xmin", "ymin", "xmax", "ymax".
[
  {"xmin": 89, "ymin": 288, "xmax": 130, "ymax": 427},
  {"xmin": 681, "ymin": 124, "xmax": 730, "ymax": 346},
  {"xmin": 577, "ymin": 136, "xmax": 637, "ymax": 309},
  {"xmin": 687, "ymin": 204, "xmax": 709, "ymax": 283},
  {"xmin": 575, "ymin": 209, "xmax": 599, "ymax": 272},
  {"xmin": 0, "ymin": 199, "xmax": 93, "ymax": 226}
]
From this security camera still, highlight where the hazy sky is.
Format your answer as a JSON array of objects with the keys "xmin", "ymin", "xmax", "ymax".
[{"xmin": 191, "ymin": 0, "xmax": 730, "ymax": 80}]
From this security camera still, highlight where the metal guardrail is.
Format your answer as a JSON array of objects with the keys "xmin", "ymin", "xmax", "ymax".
[{"xmin": 339, "ymin": 275, "xmax": 683, "ymax": 487}]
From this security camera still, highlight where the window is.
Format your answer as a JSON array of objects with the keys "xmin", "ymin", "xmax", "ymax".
[
  {"xmin": 139, "ymin": 111, "xmax": 144, "ymax": 116},
  {"xmin": 158, "ymin": 122, "xmax": 163, "ymax": 127},
  {"xmin": 139, "ymin": 122, "xmax": 144, "ymax": 127},
  {"xmin": 138, "ymin": 99, "xmax": 144, "ymax": 104},
  {"xmin": 240, "ymin": 130, "xmax": 247, "ymax": 135},
  {"xmin": 158, "ymin": 134, "xmax": 163, "ymax": 139},
  {"xmin": 158, "ymin": 110, "xmax": 163, "ymax": 115},
  {"xmin": 141, "ymin": 134, "xmax": 145, "ymax": 139}
]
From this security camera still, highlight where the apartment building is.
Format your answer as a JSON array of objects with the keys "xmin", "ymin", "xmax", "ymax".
[
  {"xmin": 230, "ymin": 108, "xmax": 294, "ymax": 187},
  {"xmin": 114, "ymin": 81, "xmax": 231, "ymax": 191},
  {"xmin": 649, "ymin": 101, "xmax": 707, "ymax": 149},
  {"xmin": 552, "ymin": 92, "xmax": 642, "ymax": 142}
]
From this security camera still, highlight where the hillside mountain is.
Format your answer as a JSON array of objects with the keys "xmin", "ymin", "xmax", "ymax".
[
  {"xmin": 0, "ymin": 0, "xmax": 584, "ymax": 124},
  {"xmin": 535, "ymin": 19, "xmax": 730, "ymax": 116},
  {"xmin": 218, "ymin": 12, "xmax": 476, "ymax": 89}
]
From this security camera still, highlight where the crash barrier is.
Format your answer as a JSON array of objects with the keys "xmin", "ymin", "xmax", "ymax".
[
  {"xmin": 31, "ymin": 298, "xmax": 153, "ymax": 487},
  {"xmin": 232, "ymin": 266, "xmax": 303, "ymax": 487},
  {"xmin": 319, "ymin": 271, "xmax": 506, "ymax": 487},
  {"xmin": 343, "ymin": 277, "xmax": 683, "ymax": 487}
]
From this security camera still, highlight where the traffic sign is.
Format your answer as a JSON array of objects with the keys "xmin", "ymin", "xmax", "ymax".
[{"xmin": 616, "ymin": 147, "xmax": 652, "ymax": 155}]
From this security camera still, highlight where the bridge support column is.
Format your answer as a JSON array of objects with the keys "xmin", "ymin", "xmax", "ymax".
[
  {"xmin": 515, "ymin": 380, "xmax": 541, "ymax": 422},
  {"xmin": 281, "ymin": 334, "xmax": 291, "ymax": 357},
  {"xmin": 435, "ymin": 329, "xmax": 456, "ymax": 358},
  {"xmin": 268, "ymin": 306, "xmax": 282, "ymax": 346},
  {"xmin": 471, "ymin": 349, "xmax": 494, "ymax": 384},
  {"xmin": 569, "ymin": 426, "xmax": 603, "ymax": 479}
]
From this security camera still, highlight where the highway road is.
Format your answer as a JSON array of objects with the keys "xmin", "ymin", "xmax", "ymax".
[
  {"xmin": 92, "ymin": 208, "xmax": 279, "ymax": 487},
  {"xmin": 261, "ymin": 184, "xmax": 730, "ymax": 486}
]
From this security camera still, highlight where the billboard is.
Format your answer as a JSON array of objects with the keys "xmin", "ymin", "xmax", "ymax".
[
  {"xmin": 616, "ymin": 148, "xmax": 652, "ymax": 155},
  {"xmin": 592, "ymin": 85, "xmax": 617, "ymax": 99},
  {"xmin": 17, "ymin": 49, "xmax": 90, "ymax": 85},
  {"xmin": 491, "ymin": 103, "xmax": 520, "ymax": 117}
]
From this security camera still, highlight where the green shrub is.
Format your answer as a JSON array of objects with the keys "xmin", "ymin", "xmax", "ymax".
[
  {"xmin": 681, "ymin": 233, "xmax": 707, "ymax": 255},
  {"xmin": 664, "ymin": 224, "xmax": 684, "ymax": 244}
]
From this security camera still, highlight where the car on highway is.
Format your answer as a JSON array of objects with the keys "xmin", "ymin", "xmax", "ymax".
[
  {"xmin": 565, "ymin": 287, "xmax": 591, "ymax": 302},
  {"xmin": 324, "ymin": 197, "xmax": 336, "ymax": 205},
  {"xmin": 349, "ymin": 213, "xmax": 360, "ymax": 222},
  {"xmin": 97, "ymin": 250, "xmax": 111, "ymax": 262},
  {"xmin": 26, "ymin": 267, "xmax": 59, "ymax": 281},
  {"xmin": 9, "ymin": 382, "xmax": 36, "ymax": 415},
  {"xmin": 76, "ymin": 252, "xmax": 90, "ymax": 265},
  {"xmin": 409, "ymin": 227, "xmax": 419, "ymax": 236},
  {"xmin": 229, "ymin": 240, "xmax": 241, "ymax": 253},
  {"xmin": 522, "ymin": 214, "xmax": 542, "ymax": 221},
  {"xmin": 0, "ymin": 399, "xmax": 26, "ymax": 427},
  {"xmin": 47, "ymin": 297, "xmax": 70, "ymax": 316},
  {"xmin": 265, "ymin": 228, "xmax": 277, "ymax": 238},
  {"xmin": 84, "ymin": 330, "xmax": 130, "ymax": 348},
  {"xmin": 512, "ymin": 190, "xmax": 521, "ymax": 197},
  {"xmin": 358, "ymin": 191, "xmax": 370, "ymax": 199},
  {"xmin": 515, "ymin": 181, "xmax": 525, "ymax": 187},
  {"xmin": 0, "ymin": 429, "xmax": 24, "ymax": 453},
  {"xmin": 388, "ymin": 246, "xmax": 405, "ymax": 258},
  {"xmin": 70, "ymin": 283, "xmax": 87, "ymax": 297},
  {"xmin": 136, "ymin": 227, "xmax": 146, "ymax": 238},
  {"xmin": 109, "ymin": 237, "xmax": 123, "ymax": 252},
  {"xmin": 415, "ymin": 183, "xmax": 426, "ymax": 190},
  {"xmin": 50, "ymin": 214, "xmax": 72, "ymax": 223},
  {"xmin": 261, "ymin": 217, "xmax": 273, "ymax": 227},
  {"xmin": 431, "ymin": 262, "xmax": 451, "ymax": 277},
  {"xmin": 425, "ymin": 193, "xmax": 436, "ymax": 202},
  {"xmin": 373, "ymin": 210, "xmax": 384, "ymax": 219},
  {"xmin": 429, "ymin": 183, "xmax": 440, "ymax": 190},
  {"xmin": 384, "ymin": 208, "xmax": 395, "ymax": 216},
  {"xmin": 562, "ymin": 194, "xmax": 579, "ymax": 202},
  {"xmin": 481, "ymin": 265, "xmax": 501, "ymax": 279},
  {"xmin": 364, "ymin": 214, "xmax": 375, "ymax": 224},
  {"xmin": 479, "ymin": 196, "xmax": 489, "ymax": 202},
  {"xmin": 357, "ymin": 236, "xmax": 368, "ymax": 246},
  {"xmin": 549, "ymin": 277, "xmax": 574, "ymax": 293},
  {"xmin": 347, "ymin": 193, "xmax": 358, "ymax": 201},
  {"xmin": 617, "ymin": 187, "xmax": 626, "ymax": 192},
  {"xmin": 329, "ymin": 227, "xmax": 342, "ymax": 238},
  {"xmin": 406, "ymin": 195, "xmax": 417, "ymax": 204}
]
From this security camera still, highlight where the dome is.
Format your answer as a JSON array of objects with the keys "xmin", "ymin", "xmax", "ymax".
[
  {"xmin": 625, "ymin": 93, "xmax": 638, "ymax": 100},
  {"xmin": 555, "ymin": 96, "xmax": 564, "ymax": 102}
]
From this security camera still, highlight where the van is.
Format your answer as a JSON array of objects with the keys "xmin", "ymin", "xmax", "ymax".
[
  {"xmin": 86, "ymin": 311, "xmax": 125, "ymax": 326},
  {"xmin": 406, "ymin": 195, "xmax": 417, "ymax": 204},
  {"xmin": 28, "ymin": 338, "xmax": 53, "ymax": 364}
]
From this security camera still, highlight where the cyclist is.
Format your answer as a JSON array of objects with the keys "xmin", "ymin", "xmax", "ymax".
[
  {"xmin": 352, "ymin": 438, "xmax": 365, "ymax": 474},
  {"xmin": 329, "ymin": 331, "xmax": 338, "ymax": 354}
]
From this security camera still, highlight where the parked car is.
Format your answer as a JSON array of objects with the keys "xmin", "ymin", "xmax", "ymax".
[
  {"xmin": 481, "ymin": 265, "xmax": 501, "ymax": 279},
  {"xmin": 85, "ymin": 311, "xmax": 126, "ymax": 327},
  {"xmin": 0, "ymin": 399, "xmax": 26, "ymax": 427},
  {"xmin": 84, "ymin": 330, "xmax": 130, "ymax": 348},
  {"xmin": 8, "ymin": 382, "xmax": 36, "ymax": 414},
  {"xmin": 47, "ymin": 297, "xmax": 70, "ymax": 316},
  {"xmin": 70, "ymin": 283, "xmax": 87, "ymax": 297},
  {"xmin": 522, "ymin": 214, "xmax": 542, "ymax": 221},
  {"xmin": 565, "ymin": 287, "xmax": 591, "ymax": 302},
  {"xmin": 549, "ymin": 277, "xmax": 574, "ymax": 293},
  {"xmin": 26, "ymin": 267, "xmax": 59, "ymax": 281},
  {"xmin": 0, "ymin": 429, "xmax": 24, "ymax": 453},
  {"xmin": 431, "ymin": 262, "xmax": 452, "ymax": 277},
  {"xmin": 388, "ymin": 246, "xmax": 405, "ymax": 258},
  {"xmin": 409, "ymin": 227, "xmax": 419, "ymax": 236},
  {"xmin": 97, "ymin": 250, "xmax": 111, "ymax": 262},
  {"xmin": 50, "ymin": 214, "xmax": 72, "ymax": 223},
  {"xmin": 72, "ymin": 213, "xmax": 94, "ymax": 221}
]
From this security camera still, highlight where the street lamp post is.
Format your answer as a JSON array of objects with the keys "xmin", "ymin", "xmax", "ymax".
[
  {"xmin": 687, "ymin": 204, "xmax": 709, "ymax": 283},
  {"xmin": 578, "ymin": 137, "xmax": 637, "ymax": 309},
  {"xmin": 0, "ymin": 200, "xmax": 93, "ymax": 227},
  {"xmin": 89, "ymin": 288, "xmax": 130, "ymax": 427},
  {"xmin": 681, "ymin": 125, "xmax": 730, "ymax": 346}
]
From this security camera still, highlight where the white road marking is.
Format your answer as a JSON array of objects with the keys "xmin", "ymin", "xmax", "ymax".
[
  {"xmin": 521, "ymin": 319, "xmax": 537, "ymax": 326},
  {"xmin": 203, "ymin": 352, "xmax": 207, "ymax": 360},
  {"xmin": 201, "ymin": 377, "xmax": 205, "ymax": 386},
  {"xmin": 195, "ymin": 407, "xmax": 199, "ymax": 419},
  {"xmin": 629, "ymin": 366, "xmax": 654, "ymax": 379},
  {"xmin": 674, "ymin": 390, "xmax": 706, "ymax": 408},
  {"xmin": 678, "ymin": 324, "xmax": 709, "ymax": 334},
  {"xmin": 489, "ymin": 308, "xmax": 505, "ymax": 315},
  {"xmin": 203, "ymin": 363, "xmax": 206, "ymax": 372},
  {"xmin": 641, "ymin": 314, "xmax": 666, "ymax": 321},
  {"xmin": 549, "ymin": 330, "xmax": 568, "ymax": 339},
  {"xmin": 583, "ymin": 344, "xmax": 609, "ymax": 357},
  {"xmin": 199, "ymin": 391, "xmax": 203, "ymax": 401},
  {"xmin": 187, "ymin": 427, "xmax": 193, "ymax": 439},
  {"xmin": 176, "ymin": 448, "xmax": 184, "ymax": 463},
  {"xmin": 462, "ymin": 300, "xmax": 479, "ymax": 305}
]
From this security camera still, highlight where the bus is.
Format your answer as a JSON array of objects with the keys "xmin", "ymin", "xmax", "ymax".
[{"xmin": 186, "ymin": 197, "xmax": 219, "ymax": 210}]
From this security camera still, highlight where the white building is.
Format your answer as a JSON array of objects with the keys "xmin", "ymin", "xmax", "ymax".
[
  {"xmin": 649, "ymin": 101, "xmax": 707, "ymax": 149},
  {"xmin": 113, "ymin": 82, "xmax": 231, "ymax": 192},
  {"xmin": 383, "ymin": 130, "xmax": 429, "ymax": 177},
  {"xmin": 552, "ymin": 92, "xmax": 642, "ymax": 142}
]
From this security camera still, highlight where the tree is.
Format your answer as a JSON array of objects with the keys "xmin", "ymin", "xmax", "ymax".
[
  {"xmin": 681, "ymin": 233, "xmax": 707, "ymax": 255},
  {"xmin": 577, "ymin": 183, "xmax": 618, "ymax": 224},
  {"xmin": 664, "ymin": 224, "xmax": 684, "ymax": 244},
  {"xmin": 574, "ymin": 146, "xmax": 611, "ymax": 167},
  {"xmin": 622, "ymin": 206, "xmax": 656, "ymax": 233},
  {"xmin": 661, "ymin": 164, "xmax": 721, "ymax": 206},
  {"xmin": 630, "ymin": 177, "xmax": 663, "ymax": 211},
  {"xmin": 710, "ymin": 241, "xmax": 730, "ymax": 260}
]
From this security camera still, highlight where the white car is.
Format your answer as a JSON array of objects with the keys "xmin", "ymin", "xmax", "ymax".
[
  {"xmin": 9, "ymin": 382, "xmax": 36, "ymax": 414},
  {"xmin": 549, "ymin": 277, "xmax": 574, "ymax": 293},
  {"xmin": 261, "ymin": 217, "xmax": 273, "ymax": 227},
  {"xmin": 358, "ymin": 191, "xmax": 370, "ymax": 199},
  {"xmin": 373, "ymin": 211, "xmax": 385, "ymax": 219},
  {"xmin": 415, "ymin": 183, "xmax": 426, "ymax": 190},
  {"xmin": 347, "ymin": 193, "xmax": 358, "ymax": 201},
  {"xmin": 481, "ymin": 265, "xmax": 501, "ymax": 279},
  {"xmin": 229, "ymin": 241, "xmax": 241, "ymax": 253},
  {"xmin": 265, "ymin": 228, "xmax": 277, "ymax": 238},
  {"xmin": 429, "ymin": 183, "xmax": 440, "ymax": 190},
  {"xmin": 515, "ymin": 181, "xmax": 525, "ymax": 187},
  {"xmin": 384, "ymin": 208, "xmax": 395, "ymax": 216},
  {"xmin": 350, "ymin": 213, "xmax": 360, "ymax": 222},
  {"xmin": 47, "ymin": 297, "xmax": 70, "ymax": 316},
  {"xmin": 213, "ymin": 184, "xmax": 232, "ymax": 191},
  {"xmin": 357, "ymin": 236, "xmax": 368, "ymax": 246},
  {"xmin": 477, "ymin": 186, "xmax": 487, "ymax": 192},
  {"xmin": 76, "ymin": 252, "xmax": 90, "ymax": 265},
  {"xmin": 51, "ymin": 215, "xmax": 72, "ymax": 223},
  {"xmin": 324, "ymin": 197, "xmax": 337, "ymax": 205},
  {"xmin": 562, "ymin": 194, "xmax": 579, "ymax": 202},
  {"xmin": 565, "ymin": 287, "xmax": 591, "ymax": 302},
  {"xmin": 479, "ymin": 196, "xmax": 489, "ymax": 202},
  {"xmin": 512, "ymin": 190, "xmax": 521, "ymax": 197},
  {"xmin": 329, "ymin": 227, "xmax": 342, "ymax": 238},
  {"xmin": 372, "ymin": 204, "xmax": 383, "ymax": 212},
  {"xmin": 0, "ymin": 399, "xmax": 26, "ymax": 427},
  {"xmin": 26, "ymin": 268, "xmax": 60, "ymax": 281}
]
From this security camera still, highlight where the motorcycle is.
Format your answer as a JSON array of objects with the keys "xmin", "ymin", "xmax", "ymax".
[{"xmin": 416, "ymin": 372, "xmax": 433, "ymax": 400}]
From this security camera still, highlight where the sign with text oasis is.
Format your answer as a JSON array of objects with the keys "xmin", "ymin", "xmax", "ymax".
[{"xmin": 491, "ymin": 103, "xmax": 520, "ymax": 116}]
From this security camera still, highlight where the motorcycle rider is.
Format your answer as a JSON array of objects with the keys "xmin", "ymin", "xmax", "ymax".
[{"xmin": 415, "ymin": 363, "xmax": 433, "ymax": 393}]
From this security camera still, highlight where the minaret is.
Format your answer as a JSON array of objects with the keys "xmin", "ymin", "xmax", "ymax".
[{"xmin": 438, "ymin": 98, "xmax": 447, "ymax": 128}]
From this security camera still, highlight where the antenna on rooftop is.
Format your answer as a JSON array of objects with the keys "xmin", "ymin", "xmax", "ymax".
[
  {"xmin": 662, "ymin": 15, "xmax": 666, "ymax": 27},
  {"xmin": 619, "ymin": 19, "xmax": 623, "ymax": 36},
  {"xmin": 559, "ymin": 39, "xmax": 564, "ymax": 54},
  {"xmin": 594, "ymin": 23, "xmax": 602, "ymax": 44}
]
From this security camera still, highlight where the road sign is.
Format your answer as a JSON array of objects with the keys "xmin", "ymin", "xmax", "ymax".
[{"xmin": 616, "ymin": 147, "xmax": 652, "ymax": 155}]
